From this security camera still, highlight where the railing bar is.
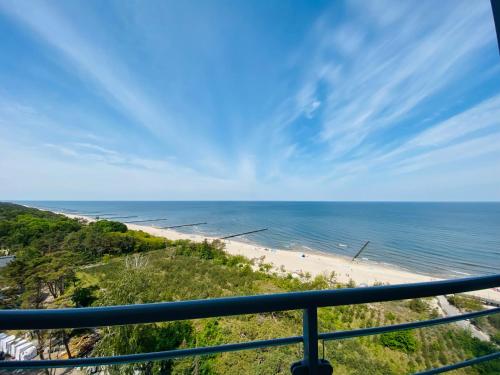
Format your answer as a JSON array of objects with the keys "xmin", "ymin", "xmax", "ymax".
[
  {"xmin": 303, "ymin": 307, "xmax": 319, "ymax": 372},
  {"xmin": 0, "ymin": 336, "xmax": 303, "ymax": 369},
  {"xmin": 2, "ymin": 274, "xmax": 498, "ymax": 330},
  {"xmin": 319, "ymin": 307, "xmax": 500, "ymax": 341},
  {"xmin": 413, "ymin": 351, "xmax": 500, "ymax": 374}
]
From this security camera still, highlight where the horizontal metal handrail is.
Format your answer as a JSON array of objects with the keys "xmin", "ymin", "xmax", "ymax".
[
  {"xmin": 415, "ymin": 352, "xmax": 500, "ymax": 375},
  {"xmin": 1, "ymin": 274, "xmax": 499, "ymax": 330},
  {"xmin": 0, "ymin": 336, "xmax": 304, "ymax": 369},
  {"xmin": 1, "ymin": 274, "xmax": 499, "ymax": 373},
  {"xmin": 319, "ymin": 307, "xmax": 500, "ymax": 341},
  {"xmin": 1, "ymin": 306, "xmax": 498, "ymax": 369}
]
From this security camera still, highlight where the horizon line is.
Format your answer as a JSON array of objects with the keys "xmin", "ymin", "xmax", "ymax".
[{"xmin": 5, "ymin": 199, "xmax": 500, "ymax": 204}]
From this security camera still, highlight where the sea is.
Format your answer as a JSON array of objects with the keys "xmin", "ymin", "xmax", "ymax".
[{"xmin": 17, "ymin": 201, "xmax": 500, "ymax": 278}]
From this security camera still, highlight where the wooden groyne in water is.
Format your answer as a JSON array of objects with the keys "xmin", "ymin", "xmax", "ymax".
[
  {"xmin": 351, "ymin": 241, "xmax": 370, "ymax": 262},
  {"xmin": 105, "ymin": 215, "xmax": 139, "ymax": 220},
  {"xmin": 163, "ymin": 222, "xmax": 207, "ymax": 229},
  {"xmin": 124, "ymin": 218, "xmax": 169, "ymax": 223},
  {"xmin": 218, "ymin": 228, "xmax": 268, "ymax": 240}
]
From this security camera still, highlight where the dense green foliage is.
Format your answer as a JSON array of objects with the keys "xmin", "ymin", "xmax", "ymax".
[
  {"xmin": 0, "ymin": 203, "xmax": 82, "ymax": 252},
  {"xmin": 63, "ymin": 221, "xmax": 166, "ymax": 260},
  {"xmin": 0, "ymin": 202, "xmax": 499, "ymax": 374},
  {"xmin": 380, "ymin": 330, "xmax": 418, "ymax": 352},
  {"xmin": 0, "ymin": 204, "xmax": 167, "ymax": 309},
  {"xmin": 71, "ymin": 285, "xmax": 98, "ymax": 307}
]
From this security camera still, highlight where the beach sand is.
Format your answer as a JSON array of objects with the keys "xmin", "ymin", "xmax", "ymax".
[{"xmin": 64, "ymin": 213, "xmax": 500, "ymax": 303}]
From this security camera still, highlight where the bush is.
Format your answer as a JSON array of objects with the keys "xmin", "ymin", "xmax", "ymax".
[
  {"xmin": 385, "ymin": 311, "xmax": 396, "ymax": 322},
  {"xmin": 72, "ymin": 286, "xmax": 98, "ymax": 307},
  {"xmin": 408, "ymin": 298, "xmax": 428, "ymax": 313},
  {"xmin": 380, "ymin": 330, "xmax": 418, "ymax": 352},
  {"xmin": 173, "ymin": 239, "xmax": 228, "ymax": 262},
  {"xmin": 91, "ymin": 220, "xmax": 127, "ymax": 233}
]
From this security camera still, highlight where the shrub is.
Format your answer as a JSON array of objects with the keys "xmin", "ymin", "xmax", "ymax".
[
  {"xmin": 408, "ymin": 298, "xmax": 428, "ymax": 313},
  {"xmin": 380, "ymin": 330, "xmax": 418, "ymax": 352},
  {"xmin": 173, "ymin": 239, "xmax": 228, "ymax": 262},
  {"xmin": 91, "ymin": 220, "xmax": 127, "ymax": 233},
  {"xmin": 72, "ymin": 285, "xmax": 98, "ymax": 307},
  {"xmin": 385, "ymin": 311, "xmax": 396, "ymax": 322}
]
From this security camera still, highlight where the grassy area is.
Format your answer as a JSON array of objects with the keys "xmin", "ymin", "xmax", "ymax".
[{"xmin": 447, "ymin": 294, "xmax": 485, "ymax": 312}]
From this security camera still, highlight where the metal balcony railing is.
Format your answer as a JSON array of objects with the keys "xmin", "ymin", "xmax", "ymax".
[{"xmin": 1, "ymin": 274, "xmax": 499, "ymax": 374}]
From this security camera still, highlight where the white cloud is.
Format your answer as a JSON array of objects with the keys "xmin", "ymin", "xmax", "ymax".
[
  {"xmin": 74, "ymin": 143, "xmax": 119, "ymax": 155},
  {"xmin": 315, "ymin": 93, "xmax": 500, "ymax": 184},
  {"xmin": 43, "ymin": 143, "xmax": 79, "ymax": 157},
  {"xmin": 408, "ymin": 96, "xmax": 500, "ymax": 147},
  {"xmin": 0, "ymin": 0, "xmax": 499, "ymax": 200},
  {"xmin": 292, "ymin": 0, "xmax": 495, "ymax": 160},
  {"xmin": 305, "ymin": 100, "xmax": 321, "ymax": 118},
  {"xmin": 0, "ymin": 0, "xmax": 223, "ymax": 172},
  {"xmin": 0, "ymin": 2, "xmax": 171, "ymax": 134},
  {"xmin": 394, "ymin": 132, "xmax": 500, "ymax": 174}
]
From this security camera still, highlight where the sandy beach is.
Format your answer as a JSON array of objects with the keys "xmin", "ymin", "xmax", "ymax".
[{"xmin": 63, "ymin": 212, "xmax": 500, "ymax": 303}]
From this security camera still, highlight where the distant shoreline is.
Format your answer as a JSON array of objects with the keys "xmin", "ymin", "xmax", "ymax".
[
  {"xmin": 18, "ymin": 200, "xmax": 500, "ymax": 278},
  {"xmin": 54, "ymin": 210, "xmax": 500, "ymax": 304}
]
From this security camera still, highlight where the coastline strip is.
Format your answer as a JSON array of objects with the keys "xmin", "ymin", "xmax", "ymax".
[{"xmin": 56, "ymin": 211, "xmax": 500, "ymax": 303}]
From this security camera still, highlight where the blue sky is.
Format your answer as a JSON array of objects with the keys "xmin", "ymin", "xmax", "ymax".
[{"xmin": 0, "ymin": 0, "xmax": 499, "ymax": 201}]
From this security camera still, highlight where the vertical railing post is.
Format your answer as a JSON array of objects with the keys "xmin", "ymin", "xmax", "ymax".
[
  {"xmin": 303, "ymin": 307, "xmax": 319, "ymax": 374},
  {"xmin": 291, "ymin": 307, "xmax": 333, "ymax": 374}
]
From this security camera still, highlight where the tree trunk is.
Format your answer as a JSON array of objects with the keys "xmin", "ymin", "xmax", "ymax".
[
  {"xmin": 35, "ymin": 330, "xmax": 51, "ymax": 375},
  {"xmin": 62, "ymin": 331, "xmax": 72, "ymax": 359}
]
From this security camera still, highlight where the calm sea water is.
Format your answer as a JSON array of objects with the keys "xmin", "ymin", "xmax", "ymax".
[{"xmin": 19, "ymin": 201, "xmax": 500, "ymax": 278}]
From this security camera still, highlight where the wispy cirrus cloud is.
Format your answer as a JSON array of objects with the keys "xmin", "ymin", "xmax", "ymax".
[
  {"xmin": 0, "ymin": 2, "xmax": 166, "ymax": 134},
  {"xmin": 260, "ymin": 0, "xmax": 499, "ymax": 189},
  {"xmin": 314, "ymin": 92, "xmax": 500, "ymax": 180},
  {"xmin": 393, "ymin": 132, "xmax": 500, "ymax": 174},
  {"xmin": 0, "ymin": 0, "xmax": 499, "ymax": 200},
  {"xmin": 407, "ymin": 95, "xmax": 500, "ymax": 148},
  {"xmin": 303, "ymin": 0, "xmax": 495, "ymax": 157},
  {"xmin": 0, "ymin": 0, "xmax": 224, "ymax": 172}
]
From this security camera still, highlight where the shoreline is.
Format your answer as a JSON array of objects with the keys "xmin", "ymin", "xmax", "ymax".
[{"xmin": 59, "ymin": 212, "xmax": 500, "ymax": 304}]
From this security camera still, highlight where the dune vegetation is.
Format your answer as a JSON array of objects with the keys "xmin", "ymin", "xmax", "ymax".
[{"xmin": 0, "ymin": 202, "xmax": 498, "ymax": 374}]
